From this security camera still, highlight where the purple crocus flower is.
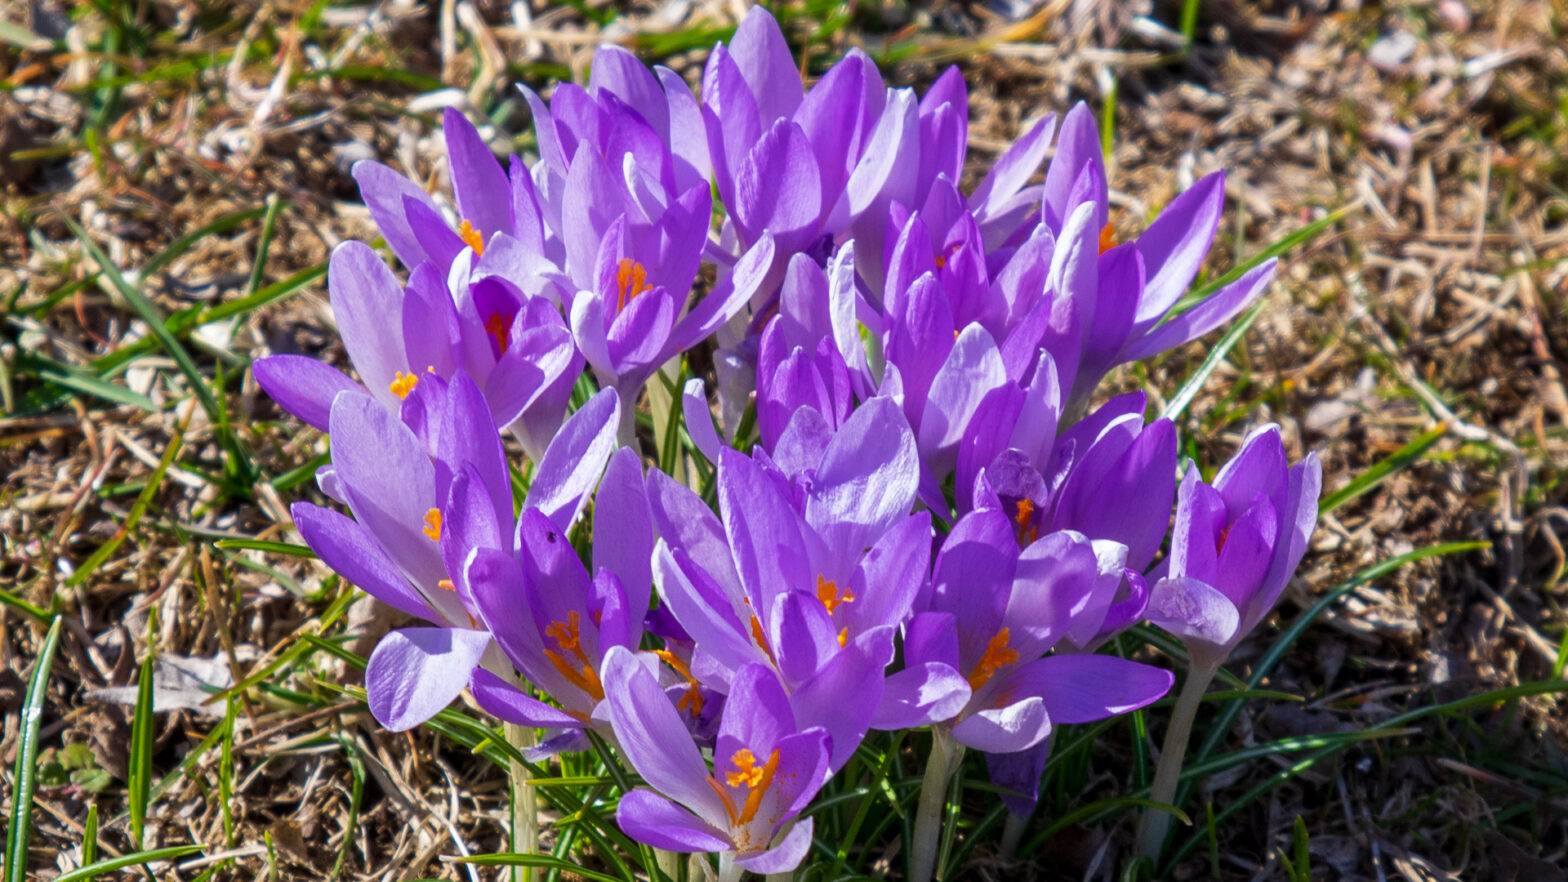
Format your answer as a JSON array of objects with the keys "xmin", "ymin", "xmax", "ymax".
[
  {"xmin": 253, "ymin": 241, "xmax": 580, "ymax": 461},
  {"xmin": 603, "ymin": 647, "xmax": 829, "ymax": 877},
  {"xmin": 882, "ymin": 510, "xmax": 1173, "ymax": 754},
  {"xmin": 1145, "ymin": 425, "xmax": 1322, "ymax": 668},
  {"xmin": 462, "ymin": 449, "xmax": 651, "ymax": 758},
  {"xmin": 648, "ymin": 397, "xmax": 928, "ymax": 771}
]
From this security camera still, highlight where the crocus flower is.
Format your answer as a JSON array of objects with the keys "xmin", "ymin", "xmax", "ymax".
[
  {"xmin": 1144, "ymin": 425, "xmax": 1322, "ymax": 668},
  {"xmin": 884, "ymin": 510, "xmax": 1173, "ymax": 753},
  {"xmin": 253, "ymin": 241, "xmax": 580, "ymax": 461},
  {"xmin": 463, "ymin": 448, "xmax": 652, "ymax": 758},
  {"xmin": 603, "ymin": 647, "xmax": 830, "ymax": 877},
  {"xmin": 648, "ymin": 397, "xmax": 928, "ymax": 770}
]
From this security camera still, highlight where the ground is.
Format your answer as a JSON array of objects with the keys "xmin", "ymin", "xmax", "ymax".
[{"xmin": 2, "ymin": 0, "xmax": 1567, "ymax": 879}]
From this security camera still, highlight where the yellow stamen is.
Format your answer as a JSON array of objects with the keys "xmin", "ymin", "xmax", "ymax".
[
  {"xmin": 543, "ymin": 611, "xmax": 605, "ymax": 701},
  {"xmin": 422, "ymin": 508, "xmax": 442, "ymax": 541},
  {"xmin": 437, "ymin": 579, "xmax": 455, "ymax": 592},
  {"xmin": 837, "ymin": 627, "xmax": 849, "ymax": 648},
  {"xmin": 390, "ymin": 371, "xmax": 419, "ymax": 399},
  {"xmin": 967, "ymin": 627, "xmax": 1020, "ymax": 692},
  {"xmin": 615, "ymin": 258, "xmax": 649, "ymax": 312},
  {"xmin": 726, "ymin": 748, "xmax": 763, "ymax": 789},
  {"xmin": 485, "ymin": 313, "xmax": 509, "ymax": 355},
  {"xmin": 736, "ymin": 748, "xmax": 780, "ymax": 825},
  {"xmin": 1098, "ymin": 221, "xmax": 1117, "ymax": 255},
  {"xmin": 816, "ymin": 575, "xmax": 857, "ymax": 615},
  {"xmin": 458, "ymin": 219, "xmax": 485, "ymax": 256},
  {"xmin": 655, "ymin": 649, "xmax": 706, "ymax": 716},
  {"xmin": 749, "ymin": 613, "xmax": 777, "ymax": 666},
  {"xmin": 1013, "ymin": 499, "xmax": 1039, "ymax": 546}
]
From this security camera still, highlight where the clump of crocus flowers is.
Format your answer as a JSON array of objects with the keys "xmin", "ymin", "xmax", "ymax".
[{"xmin": 255, "ymin": 9, "xmax": 1320, "ymax": 879}]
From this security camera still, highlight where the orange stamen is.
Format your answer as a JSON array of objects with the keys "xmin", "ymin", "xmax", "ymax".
[
  {"xmin": 1098, "ymin": 221, "xmax": 1117, "ymax": 254},
  {"xmin": 390, "ymin": 371, "xmax": 419, "ymax": 399},
  {"xmin": 655, "ymin": 649, "xmax": 706, "ymax": 716},
  {"xmin": 458, "ymin": 219, "xmax": 485, "ymax": 255},
  {"xmin": 543, "ymin": 611, "xmax": 605, "ymax": 701},
  {"xmin": 736, "ymin": 748, "xmax": 780, "ymax": 825},
  {"xmin": 615, "ymin": 258, "xmax": 649, "ymax": 312},
  {"xmin": 485, "ymin": 313, "xmax": 509, "ymax": 355},
  {"xmin": 837, "ymin": 627, "xmax": 849, "ymax": 648},
  {"xmin": 816, "ymin": 575, "xmax": 857, "ymax": 615},
  {"xmin": 967, "ymin": 627, "xmax": 1020, "ymax": 691},
  {"xmin": 749, "ymin": 614, "xmax": 776, "ymax": 665},
  {"xmin": 437, "ymin": 579, "xmax": 455, "ymax": 592},
  {"xmin": 1013, "ymin": 499, "xmax": 1039, "ymax": 546},
  {"xmin": 422, "ymin": 508, "xmax": 442, "ymax": 541}
]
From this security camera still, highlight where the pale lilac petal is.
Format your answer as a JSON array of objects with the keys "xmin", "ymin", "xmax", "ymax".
[
  {"xmin": 616, "ymin": 790, "xmax": 732, "ymax": 853},
  {"xmin": 950, "ymin": 697, "xmax": 1050, "ymax": 753},
  {"xmin": 443, "ymin": 108, "xmax": 512, "ymax": 237},
  {"xmin": 351, "ymin": 160, "xmax": 439, "ymax": 269},
  {"xmin": 524, "ymin": 388, "xmax": 620, "ymax": 531},
  {"xmin": 594, "ymin": 447, "xmax": 654, "ymax": 594},
  {"xmin": 1133, "ymin": 171, "xmax": 1226, "ymax": 327},
  {"xmin": 292, "ymin": 502, "xmax": 432, "ymax": 620},
  {"xmin": 734, "ymin": 819, "xmax": 815, "ymax": 874},
  {"xmin": 682, "ymin": 378, "xmax": 724, "ymax": 464},
  {"xmin": 366, "ymin": 627, "xmax": 491, "ymax": 731},
  {"xmin": 970, "ymin": 114, "xmax": 1056, "ymax": 222},
  {"xmin": 1007, "ymin": 654, "xmax": 1173, "ymax": 724},
  {"xmin": 730, "ymin": 6, "xmax": 803, "ymax": 123},
  {"xmin": 1146, "ymin": 577, "xmax": 1241, "ymax": 660},
  {"xmin": 470, "ymin": 668, "xmax": 585, "ymax": 728},
  {"xmin": 1042, "ymin": 102, "xmax": 1106, "ymax": 232},
  {"xmin": 253, "ymin": 356, "xmax": 362, "ymax": 431},
  {"xmin": 328, "ymin": 241, "xmax": 408, "ymax": 409},
  {"xmin": 871, "ymin": 662, "xmax": 970, "ymax": 729},
  {"xmin": 1121, "ymin": 259, "xmax": 1277, "ymax": 362},
  {"xmin": 805, "ymin": 396, "xmax": 918, "ymax": 558}
]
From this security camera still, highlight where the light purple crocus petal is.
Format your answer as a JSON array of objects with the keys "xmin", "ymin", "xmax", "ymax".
[
  {"xmin": 292, "ymin": 502, "xmax": 432, "ymax": 620},
  {"xmin": 616, "ymin": 789, "xmax": 733, "ymax": 853},
  {"xmin": 646, "ymin": 470, "xmax": 740, "ymax": 590},
  {"xmin": 772, "ymin": 407, "xmax": 834, "ymax": 477},
  {"xmin": 602, "ymin": 645, "xmax": 731, "ymax": 827},
  {"xmin": 1133, "ymin": 171, "xmax": 1226, "ymax": 327},
  {"xmin": 1009, "ymin": 654, "xmax": 1174, "ymax": 723},
  {"xmin": 682, "ymin": 378, "xmax": 724, "ymax": 464},
  {"xmin": 969, "ymin": 114, "xmax": 1056, "ymax": 225},
  {"xmin": 653, "ymin": 543, "xmax": 759, "ymax": 675},
  {"xmin": 328, "ymin": 391, "xmax": 446, "ymax": 591},
  {"xmin": 917, "ymin": 323, "xmax": 1007, "ymax": 476},
  {"xmin": 1121, "ymin": 259, "xmax": 1277, "ymax": 362},
  {"xmin": 1146, "ymin": 577, "xmax": 1241, "ymax": 663},
  {"xmin": 734, "ymin": 120, "xmax": 823, "ymax": 256},
  {"xmin": 351, "ymin": 160, "xmax": 441, "ymax": 270},
  {"xmin": 1058, "ymin": 419, "xmax": 1177, "ymax": 571},
  {"xmin": 328, "ymin": 241, "xmax": 408, "ymax": 409},
  {"xmin": 657, "ymin": 66, "xmax": 712, "ymax": 189},
  {"xmin": 443, "ymin": 108, "xmax": 512, "ymax": 238},
  {"xmin": 788, "ymin": 629, "xmax": 891, "ymax": 771},
  {"xmin": 805, "ymin": 396, "xmax": 918, "ymax": 560},
  {"xmin": 524, "ymin": 388, "xmax": 620, "ymax": 531},
  {"xmin": 470, "ymin": 668, "xmax": 585, "ymax": 729},
  {"xmin": 950, "ymin": 697, "xmax": 1050, "ymax": 753},
  {"xmin": 1042, "ymin": 102, "xmax": 1107, "ymax": 233},
  {"xmin": 594, "ymin": 447, "xmax": 654, "ymax": 594},
  {"xmin": 734, "ymin": 819, "xmax": 815, "ymax": 874},
  {"xmin": 441, "ymin": 372, "xmax": 512, "ymax": 529},
  {"xmin": 366, "ymin": 627, "xmax": 491, "ymax": 731},
  {"xmin": 729, "ymin": 6, "xmax": 803, "ymax": 123},
  {"xmin": 590, "ymin": 45, "xmax": 669, "ymax": 138},
  {"xmin": 872, "ymin": 662, "xmax": 971, "ymax": 730},
  {"xmin": 1211, "ymin": 497, "xmax": 1280, "ymax": 611},
  {"xmin": 1212, "ymin": 424, "xmax": 1288, "ymax": 520},
  {"xmin": 718, "ymin": 447, "xmax": 811, "ymax": 623},
  {"xmin": 668, "ymin": 233, "xmax": 776, "ymax": 353},
  {"xmin": 253, "ymin": 355, "xmax": 362, "ymax": 431},
  {"xmin": 1244, "ymin": 453, "xmax": 1322, "ymax": 633}
]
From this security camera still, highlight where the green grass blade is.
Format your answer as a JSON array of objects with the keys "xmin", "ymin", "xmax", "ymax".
[
  {"xmin": 128, "ymin": 649, "xmax": 157, "ymax": 849},
  {"xmin": 4, "ymin": 617, "xmax": 64, "ymax": 882},
  {"xmin": 1321, "ymin": 423, "xmax": 1448, "ymax": 513},
  {"xmin": 64, "ymin": 216, "xmax": 223, "ymax": 423},
  {"xmin": 214, "ymin": 538, "xmax": 314, "ymax": 557},
  {"xmin": 1160, "ymin": 300, "xmax": 1264, "ymax": 422},
  {"xmin": 459, "ymin": 854, "xmax": 625, "ymax": 882},
  {"xmin": 52, "ymin": 845, "xmax": 205, "ymax": 882},
  {"xmin": 246, "ymin": 195, "xmax": 285, "ymax": 296},
  {"xmin": 11, "ymin": 353, "xmax": 158, "ymax": 412},
  {"xmin": 65, "ymin": 431, "xmax": 184, "ymax": 588},
  {"xmin": 1175, "ymin": 202, "xmax": 1359, "ymax": 311}
]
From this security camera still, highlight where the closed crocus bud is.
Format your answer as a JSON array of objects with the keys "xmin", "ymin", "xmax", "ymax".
[{"xmin": 1146, "ymin": 425, "xmax": 1322, "ymax": 668}]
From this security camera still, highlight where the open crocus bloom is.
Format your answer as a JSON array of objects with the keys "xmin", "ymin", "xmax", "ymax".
[
  {"xmin": 604, "ymin": 648, "xmax": 830, "ymax": 876},
  {"xmin": 886, "ymin": 509, "xmax": 1173, "ymax": 754},
  {"xmin": 253, "ymin": 241, "xmax": 580, "ymax": 461},
  {"xmin": 1145, "ymin": 425, "xmax": 1323, "ymax": 668}
]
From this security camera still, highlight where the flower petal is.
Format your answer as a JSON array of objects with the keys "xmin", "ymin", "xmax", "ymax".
[{"xmin": 366, "ymin": 627, "xmax": 491, "ymax": 731}]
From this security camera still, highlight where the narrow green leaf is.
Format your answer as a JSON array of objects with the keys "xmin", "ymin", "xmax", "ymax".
[
  {"xmin": 1321, "ymin": 422, "xmax": 1447, "ymax": 513},
  {"xmin": 128, "ymin": 649, "xmax": 158, "ymax": 848},
  {"xmin": 214, "ymin": 538, "xmax": 314, "ymax": 557},
  {"xmin": 52, "ymin": 845, "xmax": 205, "ymax": 882},
  {"xmin": 5, "ymin": 617, "xmax": 64, "ymax": 882},
  {"xmin": 64, "ymin": 216, "xmax": 222, "ymax": 422},
  {"xmin": 10, "ymin": 353, "xmax": 158, "ymax": 412},
  {"xmin": 82, "ymin": 804, "xmax": 99, "ymax": 866},
  {"xmin": 1160, "ymin": 300, "xmax": 1264, "ymax": 422}
]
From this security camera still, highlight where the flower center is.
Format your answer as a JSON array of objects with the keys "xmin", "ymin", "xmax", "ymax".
[
  {"xmin": 1098, "ymin": 221, "xmax": 1117, "ymax": 254},
  {"xmin": 422, "ymin": 508, "xmax": 442, "ymax": 541},
  {"xmin": 815, "ymin": 575, "xmax": 857, "ymax": 615},
  {"xmin": 654, "ymin": 649, "xmax": 705, "ymax": 716},
  {"xmin": 485, "ymin": 313, "xmax": 509, "ymax": 355},
  {"xmin": 390, "ymin": 371, "xmax": 420, "ymax": 399},
  {"xmin": 707, "ymin": 746, "xmax": 782, "ymax": 832},
  {"xmin": 458, "ymin": 219, "xmax": 485, "ymax": 256},
  {"xmin": 966, "ymin": 627, "xmax": 1020, "ymax": 692},
  {"xmin": 1013, "ymin": 499, "xmax": 1039, "ymax": 546},
  {"xmin": 615, "ymin": 258, "xmax": 649, "ymax": 312},
  {"xmin": 543, "ymin": 611, "xmax": 605, "ymax": 701}
]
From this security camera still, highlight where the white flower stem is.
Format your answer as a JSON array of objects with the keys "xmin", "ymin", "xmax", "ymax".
[
  {"xmin": 505, "ymin": 723, "xmax": 539, "ymax": 882},
  {"xmin": 1136, "ymin": 661, "xmax": 1219, "ymax": 863},
  {"xmin": 910, "ymin": 726, "xmax": 964, "ymax": 882}
]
